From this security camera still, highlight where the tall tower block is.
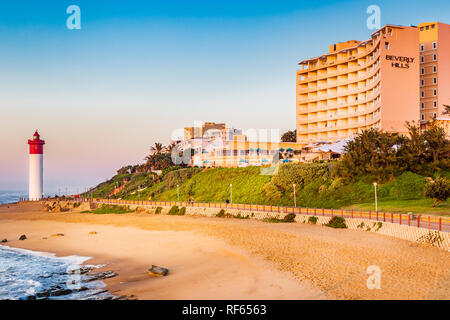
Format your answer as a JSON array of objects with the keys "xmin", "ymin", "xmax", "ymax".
[{"xmin": 28, "ymin": 131, "xmax": 45, "ymax": 201}]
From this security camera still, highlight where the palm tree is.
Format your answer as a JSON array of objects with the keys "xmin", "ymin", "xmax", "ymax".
[
  {"xmin": 166, "ymin": 141, "xmax": 180, "ymax": 154},
  {"xmin": 149, "ymin": 142, "xmax": 164, "ymax": 156},
  {"xmin": 442, "ymin": 105, "xmax": 450, "ymax": 116}
]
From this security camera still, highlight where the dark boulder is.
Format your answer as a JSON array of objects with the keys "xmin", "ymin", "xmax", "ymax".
[
  {"xmin": 148, "ymin": 265, "xmax": 169, "ymax": 277},
  {"xmin": 1, "ymin": 239, "xmax": 7, "ymax": 243},
  {"xmin": 84, "ymin": 270, "xmax": 118, "ymax": 282},
  {"xmin": 19, "ymin": 235, "xmax": 27, "ymax": 241}
]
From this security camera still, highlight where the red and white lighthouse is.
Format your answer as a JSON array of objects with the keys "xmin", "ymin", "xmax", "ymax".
[{"xmin": 28, "ymin": 131, "xmax": 45, "ymax": 201}]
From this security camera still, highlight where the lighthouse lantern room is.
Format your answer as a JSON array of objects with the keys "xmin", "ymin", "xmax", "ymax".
[{"xmin": 28, "ymin": 130, "xmax": 45, "ymax": 201}]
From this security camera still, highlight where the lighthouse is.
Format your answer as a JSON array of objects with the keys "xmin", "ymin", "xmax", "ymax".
[{"xmin": 28, "ymin": 131, "xmax": 45, "ymax": 201}]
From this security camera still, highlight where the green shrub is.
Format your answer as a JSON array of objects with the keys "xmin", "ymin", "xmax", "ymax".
[
  {"xmin": 168, "ymin": 205, "xmax": 179, "ymax": 215},
  {"xmin": 284, "ymin": 213, "xmax": 296, "ymax": 222},
  {"xmin": 308, "ymin": 216, "xmax": 318, "ymax": 224},
  {"xmin": 155, "ymin": 207, "xmax": 163, "ymax": 214},
  {"xmin": 374, "ymin": 222, "xmax": 383, "ymax": 232},
  {"xmin": 178, "ymin": 207, "xmax": 186, "ymax": 215},
  {"xmin": 417, "ymin": 231, "xmax": 444, "ymax": 247},
  {"xmin": 216, "ymin": 209, "xmax": 225, "ymax": 217},
  {"xmin": 424, "ymin": 176, "xmax": 450, "ymax": 207},
  {"xmin": 263, "ymin": 214, "xmax": 296, "ymax": 223},
  {"xmin": 235, "ymin": 213, "xmax": 250, "ymax": 219},
  {"xmin": 325, "ymin": 216, "xmax": 347, "ymax": 228},
  {"xmin": 83, "ymin": 205, "xmax": 133, "ymax": 214}
]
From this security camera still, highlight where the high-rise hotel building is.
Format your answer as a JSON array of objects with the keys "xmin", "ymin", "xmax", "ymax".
[
  {"xmin": 418, "ymin": 22, "xmax": 450, "ymax": 125},
  {"xmin": 296, "ymin": 22, "xmax": 449, "ymax": 143}
]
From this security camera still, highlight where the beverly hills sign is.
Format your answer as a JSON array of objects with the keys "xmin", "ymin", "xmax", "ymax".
[{"xmin": 386, "ymin": 55, "xmax": 415, "ymax": 69}]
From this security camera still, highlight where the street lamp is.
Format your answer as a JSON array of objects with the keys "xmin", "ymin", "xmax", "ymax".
[
  {"xmin": 230, "ymin": 184, "xmax": 233, "ymax": 204},
  {"xmin": 293, "ymin": 184, "xmax": 297, "ymax": 208},
  {"xmin": 373, "ymin": 182, "xmax": 378, "ymax": 212},
  {"xmin": 177, "ymin": 184, "xmax": 180, "ymax": 201}
]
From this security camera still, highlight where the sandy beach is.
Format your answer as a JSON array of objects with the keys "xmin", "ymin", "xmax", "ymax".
[{"xmin": 0, "ymin": 202, "xmax": 449, "ymax": 300}]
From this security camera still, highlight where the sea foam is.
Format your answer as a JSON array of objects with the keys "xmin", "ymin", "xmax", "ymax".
[{"xmin": 0, "ymin": 246, "xmax": 114, "ymax": 300}]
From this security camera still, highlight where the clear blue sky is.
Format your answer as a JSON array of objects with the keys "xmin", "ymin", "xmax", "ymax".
[{"xmin": 0, "ymin": 0, "xmax": 449, "ymax": 193}]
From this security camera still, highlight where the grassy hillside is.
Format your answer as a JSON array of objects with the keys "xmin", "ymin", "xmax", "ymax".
[
  {"xmin": 86, "ymin": 164, "xmax": 449, "ymax": 215},
  {"xmin": 125, "ymin": 167, "xmax": 271, "ymax": 204}
]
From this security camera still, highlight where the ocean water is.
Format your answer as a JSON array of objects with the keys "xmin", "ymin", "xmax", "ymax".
[
  {"xmin": 0, "ymin": 246, "xmax": 115, "ymax": 300},
  {"xmin": 0, "ymin": 191, "xmax": 27, "ymax": 204}
]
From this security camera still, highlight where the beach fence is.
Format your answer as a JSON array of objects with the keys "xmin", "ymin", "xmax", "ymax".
[
  {"xmin": 64, "ymin": 198, "xmax": 450, "ymax": 251},
  {"xmin": 76, "ymin": 198, "xmax": 450, "ymax": 233}
]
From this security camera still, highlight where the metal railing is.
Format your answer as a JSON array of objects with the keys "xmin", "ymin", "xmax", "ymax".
[{"xmin": 73, "ymin": 198, "xmax": 450, "ymax": 232}]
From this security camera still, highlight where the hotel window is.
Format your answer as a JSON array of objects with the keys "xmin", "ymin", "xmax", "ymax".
[
  {"xmin": 426, "ymin": 26, "xmax": 429, "ymax": 30},
  {"xmin": 421, "ymin": 114, "xmax": 425, "ymax": 121},
  {"xmin": 421, "ymin": 102, "xmax": 425, "ymax": 109},
  {"xmin": 434, "ymin": 101, "xmax": 437, "ymax": 108},
  {"xmin": 421, "ymin": 68, "xmax": 425, "ymax": 75},
  {"xmin": 433, "ymin": 77, "xmax": 437, "ymax": 84},
  {"xmin": 420, "ymin": 27, "xmax": 424, "ymax": 31},
  {"xmin": 420, "ymin": 44, "xmax": 424, "ymax": 51},
  {"xmin": 433, "ymin": 42, "xmax": 437, "ymax": 49},
  {"xmin": 433, "ymin": 113, "xmax": 437, "ymax": 119},
  {"xmin": 431, "ymin": 24, "xmax": 435, "ymax": 29},
  {"xmin": 421, "ymin": 56, "xmax": 424, "ymax": 63},
  {"xmin": 421, "ymin": 79, "xmax": 424, "ymax": 86},
  {"xmin": 433, "ymin": 89, "xmax": 437, "ymax": 96},
  {"xmin": 385, "ymin": 42, "xmax": 389, "ymax": 49},
  {"xmin": 433, "ymin": 66, "xmax": 437, "ymax": 73},
  {"xmin": 433, "ymin": 54, "xmax": 437, "ymax": 61},
  {"xmin": 421, "ymin": 91, "xmax": 425, "ymax": 98}
]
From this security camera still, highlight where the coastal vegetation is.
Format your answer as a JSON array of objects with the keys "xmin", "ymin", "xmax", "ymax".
[
  {"xmin": 167, "ymin": 205, "xmax": 186, "ymax": 215},
  {"xmin": 308, "ymin": 216, "xmax": 318, "ymax": 224},
  {"xmin": 281, "ymin": 130, "xmax": 296, "ymax": 142},
  {"xmin": 263, "ymin": 213, "xmax": 296, "ymax": 223},
  {"xmin": 424, "ymin": 176, "xmax": 450, "ymax": 207},
  {"xmin": 81, "ymin": 204, "xmax": 134, "ymax": 214},
  {"xmin": 83, "ymin": 122, "xmax": 450, "ymax": 216},
  {"xmin": 325, "ymin": 216, "xmax": 347, "ymax": 229}
]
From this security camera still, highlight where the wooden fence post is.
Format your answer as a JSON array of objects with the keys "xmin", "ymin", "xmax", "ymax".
[
  {"xmin": 417, "ymin": 215, "xmax": 421, "ymax": 228},
  {"xmin": 439, "ymin": 217, "xmax": 442, "ymax": 231}
]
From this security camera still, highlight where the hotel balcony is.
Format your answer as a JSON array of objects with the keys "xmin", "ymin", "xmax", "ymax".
[{"xmin": 297, "ymin": 38, "xmax": 381, "ymax": 80}]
